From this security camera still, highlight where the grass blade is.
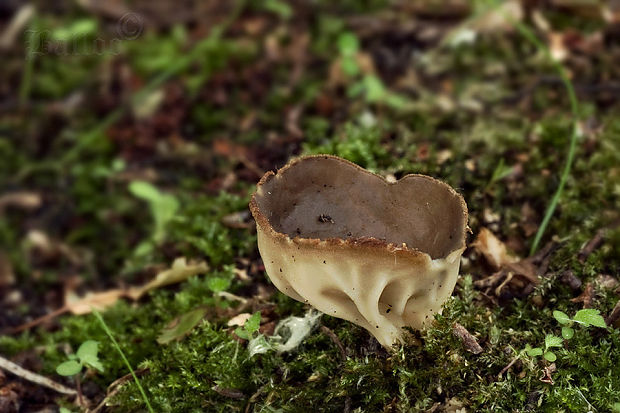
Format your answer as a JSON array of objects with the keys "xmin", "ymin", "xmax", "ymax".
[{"xmin": 92, "ymin": 309, "xmax": 154, "ymax": 413}]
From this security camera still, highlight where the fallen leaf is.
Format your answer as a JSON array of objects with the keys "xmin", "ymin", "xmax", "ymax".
[
  {"xmin": 227, "ymin": 313, "xmax": 252, "ymax": 327},
  {"xmin": 157, "ymin": 307, "xmax": 208, "ymax": 344},
  {"xmin": 66, "ymin": 289, "xmax": 127, "ymax": 315},
  {"xmin": 474, "ymin": 242, "xmax": 557, "ymax": 299},
  {"xmin": 473, "ymin": 227, "xmax": 516, "ymax": 270},
  {"xmin": 539, "ymin": 363, "xmax": 556, "ymax": 385},
  {"xmin": 127, "ymin": 257, "xmax": 208, "ymax": 300},
  {"xmin": 571, "ymin": 282, "xmax": 594, "ymax": 308}
]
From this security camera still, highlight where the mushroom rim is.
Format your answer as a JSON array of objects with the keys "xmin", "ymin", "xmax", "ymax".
[{"xmin": 249, "ymin": 154, "xmax": 469, "ymax": 261}]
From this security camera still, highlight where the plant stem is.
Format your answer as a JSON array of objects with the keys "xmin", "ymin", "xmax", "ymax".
[
  {"xmin": 513, "ymin": 23, "xmax": 580, "ymax": 255},
  {"xmin": 491, "ymin": 1, "xmax": 581, "ymax": 255},
  {"xmin": 18, "ymin": 16, "xmax": 37, "ymax": 108},
  {"xmin": 75, "ymin": 373, "xmax": 83, "ymax": 407},
  {"xmin": 92, "ymin": 309, "xmax": 155, "ymax": 413}
]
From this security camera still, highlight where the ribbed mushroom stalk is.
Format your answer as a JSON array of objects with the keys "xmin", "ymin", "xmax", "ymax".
[{"xmin": 249, "ymin": 155, "xmax": 468, "ymax": 348}]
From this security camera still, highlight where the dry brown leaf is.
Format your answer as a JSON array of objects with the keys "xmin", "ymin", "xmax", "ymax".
[
  {"xmin": 66, "ymin": 289, "xmax": 128, "ymax": 315},
  {"xmin": 64, "ymin": 257, "xmax": 208, "ymax": 315},
  {"xmin": 127, "ymin": 257, "xmax": 208, "ymax": 300},
  {"xmin": 473, "ymin": 227, "xmax": 516, "ymax": 270},
  {"xmin": 227, "ymin": 313, "xmax": 252, "ymax": 327}
]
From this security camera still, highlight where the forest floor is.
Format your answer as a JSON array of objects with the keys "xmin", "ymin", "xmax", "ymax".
[{"xmin": 1, "ymin": 0, "xmax": 620, "ymax": 412}]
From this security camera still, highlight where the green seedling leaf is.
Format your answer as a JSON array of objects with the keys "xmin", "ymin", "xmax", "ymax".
[
  {"xmin": 545, "ymin": 334, "xmax": 563, "ymax": 349},
  {"xmin": 561, "ymin": 327, "xmax": 574, "ymax": 340},
  {"xmin": 553, "ymin": 310, "xmax": 571, "ymax": 325},
  {"xmin": 51, "ymin": 19, "xmax": 98, "ymax": 41},
  {"xmin": 85, "ymin": 359, "xmax": 105, "ymax": 373},
  {"xmin": 573, "ymin": 309, "xmax": 607, "ymax": 328},
  {"xmin": 363, "ymin": 75, "xmax": 387, "ymax": 102},
  {"xmin": 157, "ymin": 307, "xmax": 208, "ymax": 344},
  {"xmin": 245, "ymin": 311, "xmax": 261, "ymax": 335},
  {"xmin": 129, "ymin": 181, "xmax": 179, "ymax": 243},
  {"xmin": 207, "ymin": 277, "xmax": 231, "ymax": 293},
  {"xmin": 489, "ymin": 158, "xmax": 514, "ymax": 185},
  {"xmin": 543, "ymin": 351, "xmax": 557, "ymax": 362},
  {"xmin": 526, "ymin": 346, "xmax": 543, "ymax": 357},
  {"xmin": 338, "ymin": 32, "xmax": 359, "ymax": 56},
  {"xmin": 76, "ymin": 340, "xmax": 104, "ymax": 372},
  {"xmin": 56, "ymin": 360, "xmax": 82, "ymax": 376},
  {"xmin": 263, "ymin": 0, "xmax": 293, "ymax": 19},
  {"xmin": 234, "ymin": 327, "xmax": 250, "ymax": 340},
  {"xmin": 76, "ymin": 340, "xmax": 99, "ymax": 360},
  {"xmin": 341, "ymin": 57, "xmax": 360, "ymax": 77},
  {"xmin": 59, "ymin": 408, "xmax": 73, "ymax": 413}
]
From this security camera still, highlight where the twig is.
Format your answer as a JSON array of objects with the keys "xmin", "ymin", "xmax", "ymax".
[
  {"xmin": 6, "ymin": 306, "xmax": 70, "ymax": 334},
  {"xmin": 320, "ymin": 326, "xmax": 347, "ymax": 359},
  {"xmin": 88, "ymin": 368, "xmax": 149, "ymax": 413},
  {"xmin": 498, "ymin": 356, "xmax": 519, "ymax": 378},
  {"xmin": 605, "ymin": 299, "xmax": 620, "ymax": 328},
  {"xmin": 578, "ymin": 228, "xmax": 607, "ymax": 263},
  {"xmin": 0, "ymin": 354, "xmax": 76, "ymax": 396},
  {"xmin": 452, "ymin": 322, "xmax": 483, "ymax": 354}
]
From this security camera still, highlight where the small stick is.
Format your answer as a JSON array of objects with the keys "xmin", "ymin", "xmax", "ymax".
[
  {"xmin": 0, "ymin": 354, "xmax": 76, "ymax": 395},
  {"xmin": 452, "ymin": 322, "xmax": 483, "ymax": 354},
  {"xmin": 6, "ymin": 306, "xmax": 69, "ymax": 334},
  {"xmin": 498, "ymin": 356, "xmax": 519, "ymax": 378},
  {"xmin": 320, "ymin": 326, "xmax": 347, "ymax": 359}
]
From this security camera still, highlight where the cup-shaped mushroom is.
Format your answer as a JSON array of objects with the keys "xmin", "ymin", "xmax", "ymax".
[{"xmin": 249, "ymin": 155, "xmax": 468, "ymax": 348}]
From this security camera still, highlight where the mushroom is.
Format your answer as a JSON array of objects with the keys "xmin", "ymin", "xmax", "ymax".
[{"xmin": 249, "ymin": 155, "xmax": 468, "ymax": 348}]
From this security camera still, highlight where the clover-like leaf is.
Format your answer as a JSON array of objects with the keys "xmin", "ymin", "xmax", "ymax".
[
  {"xmin": 526, "ymin": 346, "xmax": 543, "ymax": 357},
  {"xmin": 84, "ymin": 359, "xmax": 105, "ymax": 373},
  {"xmin": 573, "ymin": 309, "xmax": 607, "ymax": 328},
  {"xmin": 543, "ymin": 351, "xmax": 557, "ymax": 362},
  {"xmin": 76, "ymin": 340, "xmax": 99, "ymax": 361},
  {"xmin": 553, "ymin": 310, "xmax": 571, "ymax": 325},
  {"xmin": 561, "ymin": 327, "xmax": 574, "ymax": 340},
  {"xmin": 56, "ymin": 360, "xmax": 82, "ymax": 376}
]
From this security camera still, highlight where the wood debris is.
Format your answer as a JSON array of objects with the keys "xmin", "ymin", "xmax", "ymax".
[{"xmin": 452, "ymin": 322, "xmax": 483, "ymax": 354}]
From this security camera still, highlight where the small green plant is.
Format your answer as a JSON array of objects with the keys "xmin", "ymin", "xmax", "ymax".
[
  {"xmin": 525, "ymin": 309, "xmax": 607, "ymax": 362},
  {"xmin": 128, "ymin": 180, "xmax": 179, "ymax": 248},
  {"xmin": 335, "ymin": 32, "xmax": 408, "ymax": 109},
  {"xmin": 56, "ymin": 340, "xmax": 104, "ymax": 405},
  {"xmin": 56, "ymin": 340, "xmax": 104, "ymax": 376},
  {"xmin": 234, "ymin": 311, "xmax": 261, "ymax": 340}
]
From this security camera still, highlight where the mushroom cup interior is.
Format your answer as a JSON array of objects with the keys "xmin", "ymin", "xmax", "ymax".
[{"xmin": 253, "ymin": 155, "xmax": 467, "ymax": 260}]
